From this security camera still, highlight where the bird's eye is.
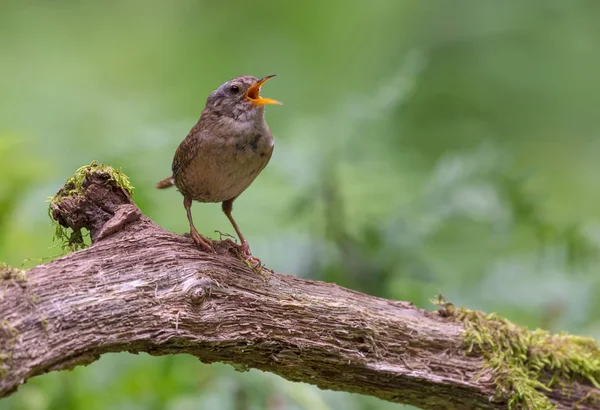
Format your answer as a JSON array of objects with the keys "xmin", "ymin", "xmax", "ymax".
[{"xmin": 229, "ymin": 85, "xmax": 240, "ymax": 94}]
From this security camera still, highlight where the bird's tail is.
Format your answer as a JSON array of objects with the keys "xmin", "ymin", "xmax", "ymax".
[{"xmin": 156, "ymin": 177, "xmax": 175, "ymax": 189}]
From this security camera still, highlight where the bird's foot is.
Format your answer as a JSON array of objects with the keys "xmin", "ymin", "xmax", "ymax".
[
  {"xmin": 222, "ymin": 238, "xmax": 263, "ymax": 272},
  {"xmin": 188, "ymin": 230, "xmax": 215, "ymax": 253}
]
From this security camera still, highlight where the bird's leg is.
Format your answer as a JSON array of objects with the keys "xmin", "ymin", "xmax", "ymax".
[
  {"xmin": 184, "ymin": 197, "xmax": 214, "ymax": 252},
  {"xmin": 221, "ymin": 199, "xmax": 262, "ymax": 268}
]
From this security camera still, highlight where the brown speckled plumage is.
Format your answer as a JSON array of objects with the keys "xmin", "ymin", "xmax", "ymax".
[{"xmin": 157, "ymin": 75, "xmax": 280, "ymax": 266}]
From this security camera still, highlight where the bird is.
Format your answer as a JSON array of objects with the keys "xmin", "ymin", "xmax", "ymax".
[{"xmin": 156, "ymin": 75, "xmax": 282, "ymax": 267}]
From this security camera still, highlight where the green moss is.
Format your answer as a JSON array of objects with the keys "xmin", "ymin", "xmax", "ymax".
[
  {"xmin": 41, "ymin": 314, "xmax": 49, "ymax": 333},
  {"xmin": 575, "ymin": 391, "xmax": 600, "ymax": 409},
  {"xmin": 434, "ymin": 296, "xmax": 600, "ymax": 409},
  {"xmin": 51, "ymin": 224, "xmax": 87, "ymax": 253},
  {"xmin": 0, "ymin": 262, "xmax": 26, "ymax": 285},
  {"xmin": 1, "ymin": 265, "xmax": 27, "ymax": 379},
  {"xmin": 65, "ymin": 161, "xmax": 133, "ymax": 198},
  {"xmin": 47, "ymin": 161, "xmax": 134, "ymax": 251},
  {"xmin": 229, "ymin": 362, "xmax": 250, "ymax": 373},
  {"xmin": 0, "ymin": 352, "xmax": 8, "ymax": 379},
  {"xmin": 0, "ymin": 319, "xmax": 18, "ymax": 380}
]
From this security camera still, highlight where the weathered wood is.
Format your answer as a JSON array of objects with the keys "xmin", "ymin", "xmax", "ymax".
[{"xmin": 0, "ymin": 167, "xmax": 598, "ymax": 410}]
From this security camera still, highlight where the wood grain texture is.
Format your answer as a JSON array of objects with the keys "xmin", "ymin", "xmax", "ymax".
[{"xmin": 0, "ymin": 169, "xmax": 598, "ymax": 410}]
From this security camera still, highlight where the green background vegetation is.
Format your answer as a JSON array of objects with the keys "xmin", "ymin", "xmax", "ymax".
[{"xmin": 1, "ymin": 1, "xmax": 599, "ymax": 409}]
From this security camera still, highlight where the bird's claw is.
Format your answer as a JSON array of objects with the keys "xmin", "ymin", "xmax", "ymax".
[
  {"xmin": 190, "ymin": 230, "xmax": 216, "ymax": 253},
  {"xmin": 223, "ymin": 239, "xmax": 263, "ymax": 271},
  {"xmin": 244, "ymin": 256, "xmax": 263, "ymax": 272}
]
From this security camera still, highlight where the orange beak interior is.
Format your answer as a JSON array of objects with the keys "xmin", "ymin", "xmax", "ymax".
[{"xmin": 246, "ymin": 75, "xmax": 282, "ymax": 106}]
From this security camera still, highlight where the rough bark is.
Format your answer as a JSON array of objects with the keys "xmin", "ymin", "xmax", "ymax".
[{"xmin": 0, "ymin": 168, "xmax": 598, "ymax": 410}]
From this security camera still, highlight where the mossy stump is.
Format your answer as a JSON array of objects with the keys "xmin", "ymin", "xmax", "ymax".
[{"xmin": 48, "ymin": 161, "xmax": 134, "ymax": 250}]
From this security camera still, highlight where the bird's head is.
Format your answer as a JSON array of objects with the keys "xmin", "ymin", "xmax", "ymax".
[{"xmin": 205, "ymin": 75, "xmax": 282, "ymax": 120}]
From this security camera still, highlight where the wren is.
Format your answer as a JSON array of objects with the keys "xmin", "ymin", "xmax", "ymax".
[{"xmin": 157, "ymin": 75, "xmax": 282, "ymax": 267}]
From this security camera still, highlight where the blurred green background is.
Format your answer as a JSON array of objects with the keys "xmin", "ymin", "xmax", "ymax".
[{"xmin": 1, "ymin": 0, "xmax": 599, "ymax": 409}]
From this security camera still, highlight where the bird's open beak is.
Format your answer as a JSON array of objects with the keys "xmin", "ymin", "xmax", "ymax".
[{"xmin": 246, "ymin": 75, "xmax": 282, "ymax": 106}]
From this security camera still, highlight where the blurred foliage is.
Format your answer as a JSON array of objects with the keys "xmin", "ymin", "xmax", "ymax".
[{"xmin": 1, "ymin": 0, "xmax": 599, "ymax": 409}]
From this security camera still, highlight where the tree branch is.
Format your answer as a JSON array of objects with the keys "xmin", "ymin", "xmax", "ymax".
[{"xmin": 1, "ymin": 164, "xmax": 599, "ymax": 410}]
